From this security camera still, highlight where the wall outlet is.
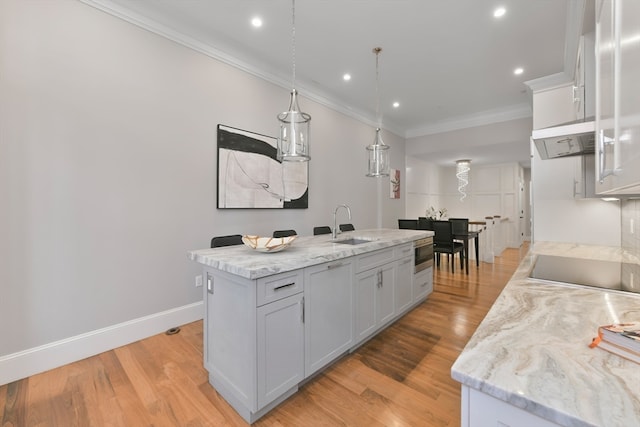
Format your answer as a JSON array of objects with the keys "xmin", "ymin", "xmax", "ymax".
[{"xmin": 195, "ymin": 274, "xmax": 203, "ymax": 287}]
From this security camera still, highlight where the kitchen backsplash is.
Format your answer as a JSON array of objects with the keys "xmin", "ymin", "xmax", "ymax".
[
  {"xmin": 621, "ymin": 199, "xmax": 640, "ymax": 292},
  {"xmin": 622, "ymin": 200, "xmax": 640, "ymax": 257}
]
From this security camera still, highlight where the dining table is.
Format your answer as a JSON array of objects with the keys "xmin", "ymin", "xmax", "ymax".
[{"xmin": 452, "ymin": 229, "xmax": 480, "ymax": 274}]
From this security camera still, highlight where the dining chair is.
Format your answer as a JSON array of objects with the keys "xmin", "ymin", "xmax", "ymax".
[
  {"xmin": 339, "ymin": 223, "xmax": 355, "ymax": 232},
  {"xmin": 432, "ymin": 220, "xmax": 464, "ymax": 273},
  {"xmin": 418, "ymin": 217, "xmax": 433, "ymax": 230},
  {"xmin": 449, "ymin": 218, "xmax": 469, "ymax": 234},
  {"xmin": 449, "ymin": 217, "xmax": 470, "ymax": 259},
  {"xmin": 398, "ymin": 219, "xmax": 418, "ymax": 229},
  {"xmin": 273, "ymin": 229, "xmax": 297, "ymax": 238},
  {"xmin": 313, "ymin": 226, "xmax": 332, "ymax": 235},
  {"xmin": 211, "ymin": 234, "xmax": 243, "ymax": 248}
]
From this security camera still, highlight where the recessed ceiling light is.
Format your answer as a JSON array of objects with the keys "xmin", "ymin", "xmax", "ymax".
[
  {"xmin": 514, "ymin": 67, "xmax": 524, "ymax": 75},
  {"xmin": 343, "ymin": 73, "xmax": 351, "ymax": 81},
  {"xmin": 251, "ymin": 17, "xmax": 263, "ymax": 28},
  {"xmin": 392, "ymin": 102, "xmax": 400, "ymax": 108},
  {"xmin": 493, "ymin": 7, "xmax": 506, "ymax": 18}
]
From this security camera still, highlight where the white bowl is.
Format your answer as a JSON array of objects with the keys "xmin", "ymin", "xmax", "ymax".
[{"xmin": 242, "ymin": 235, "xmax": 297, "ymax": 253}]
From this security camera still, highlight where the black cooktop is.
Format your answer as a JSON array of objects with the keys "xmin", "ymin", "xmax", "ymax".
[{"xmin": 529, "ymin": 255, "xmax": 640, "ymax": 294}]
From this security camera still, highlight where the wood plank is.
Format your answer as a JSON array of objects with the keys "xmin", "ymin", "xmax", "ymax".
[{"xmin": 0, "ymin": 243, "xmax": 528, "ymax": 427}]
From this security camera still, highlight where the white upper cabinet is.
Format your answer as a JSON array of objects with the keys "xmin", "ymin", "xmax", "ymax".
[
  {"xmin": 595, "ymin": 0, "xmax": 640, "ymax": 195},
  {"xmin": 574, "ymin": 32, "xmax": 596, "ymax": 120},
  {"xmin": 532, "ymin": 31, "xmax": 595, "ymax": 131},
  {"xmin": 532, "ymin": 83, "xmax": 576, "ymax": 130}
]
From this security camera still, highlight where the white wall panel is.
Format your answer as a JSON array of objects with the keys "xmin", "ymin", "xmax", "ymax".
[
  {"xmin": 474, "ymin": 167, "xmax": 501, "ymax": 193},
  {"xmin": 0, "ymin": 0, "xmax": 404, "ymax": 366}
]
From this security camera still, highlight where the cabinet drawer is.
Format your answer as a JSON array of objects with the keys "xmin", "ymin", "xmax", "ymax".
[
  {"xmin": 257, "ymin": 269, "xmax": 304, "ymax": 306},
  {"xmin": 356, "ymin": 247, "xmax": 394, "ymax": 273},
  {"xmin": 394, "ymin": 243, "xmax": 413, "ymax": 260}
]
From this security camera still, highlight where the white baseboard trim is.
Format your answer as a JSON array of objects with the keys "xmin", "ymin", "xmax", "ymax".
[{"xmin": 0, "ymin": 301, "xmax": 203, "ymax": 386}]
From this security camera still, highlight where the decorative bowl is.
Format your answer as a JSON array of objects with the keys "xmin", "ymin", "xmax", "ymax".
[{"xmin": 242, "ymin": 235, "xmax": 297, "ymax": 253}]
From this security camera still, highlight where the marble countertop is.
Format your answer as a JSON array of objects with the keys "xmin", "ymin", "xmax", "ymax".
[
  {"xmin": 451, "ymin": 241, "xmax": 640, "ymax": 427},
  {"xmin": 188, "ymin": 228, "xmax": 432, "ymax": 280}
]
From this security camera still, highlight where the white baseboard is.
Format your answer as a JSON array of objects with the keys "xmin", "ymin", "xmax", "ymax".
[{"xmin": 0, "ymin": 301, "xmax": 203, "ymax": 386}]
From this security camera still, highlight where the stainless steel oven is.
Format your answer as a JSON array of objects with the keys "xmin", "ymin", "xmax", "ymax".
[{"xmin": 414, "ymin": 236, "xmax": 434, "ymax": 273}]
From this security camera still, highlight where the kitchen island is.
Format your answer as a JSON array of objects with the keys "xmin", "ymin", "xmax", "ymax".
[
  {"xmin": 452, "ymin": 242, "xmax": 640, "ymax": 427},
  {"xmin": 188, "ymin": 228, "xmax": 433, "ymax": 423}
]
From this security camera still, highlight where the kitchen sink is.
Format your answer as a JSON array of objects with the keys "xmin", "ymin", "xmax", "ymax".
[{"xmin": 333, "ymin": 238, "xmax": 374, "ymax": 245}]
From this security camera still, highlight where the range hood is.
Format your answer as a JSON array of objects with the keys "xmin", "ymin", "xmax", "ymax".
[{"xmin": 532, "ymin": 120, "xmax": 595, "ymax": 160}]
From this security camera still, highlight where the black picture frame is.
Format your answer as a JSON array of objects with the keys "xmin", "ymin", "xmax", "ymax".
[{"xmin": 216, "ymin": 124, "xmax": 308, "ymax": 209}]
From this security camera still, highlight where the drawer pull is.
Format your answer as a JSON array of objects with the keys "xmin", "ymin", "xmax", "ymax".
[
  {"xmin": 327, "ymin": 262, "xmax": 343, "ymax": 270},
  {"xmin": 273, "ymin": 282, "xmax": 296, "ymax": 291},
  {"xmin": 401, "ymin": 258, "xmax": 412, "ymax": 265}
]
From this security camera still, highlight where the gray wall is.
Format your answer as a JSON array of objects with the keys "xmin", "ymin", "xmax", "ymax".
[{"xmin": 0, "ymin": 0, "xmax": 405, "ymax": 358}]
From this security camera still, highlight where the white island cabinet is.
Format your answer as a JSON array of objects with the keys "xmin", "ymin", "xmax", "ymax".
[
  {"xmin": 462, "ymin": 386, "xmax": 561, "ymax": 427},
  {"xmin": 189, "ymin": 229, "xmax": 433, "ymax": 423},
  {"xmin": 203, "ymin": 268, "xmax": 305, "ymax": 422},
  {"xmin": 304, "ymin": 259, "xmax": 354, "ymax": 377},
  {"xmin": 394, "ymin": 244, "xmax": 415, "ymax": 313},
  {"xmin": 354, "ymin": 252, "xmax": 396, "ymax": 345}
]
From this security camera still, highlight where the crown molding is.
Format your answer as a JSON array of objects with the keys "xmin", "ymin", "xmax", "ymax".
[{"xmin": 405, "ymin": 103, "xmax": 532, "ymax": 138}]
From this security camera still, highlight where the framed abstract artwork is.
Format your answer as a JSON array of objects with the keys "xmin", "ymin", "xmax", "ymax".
[
  {"xmin": 390, "ymin": 168, "xmax": 400, "ymax": 199},
  {"xmin": 217, "ymin": 124, "xmax": 308, "ymax": 209}
]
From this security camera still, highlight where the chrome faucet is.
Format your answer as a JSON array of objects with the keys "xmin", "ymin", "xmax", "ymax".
[{"xmin": 333, "ymin": 204, "xmax": 351, "ymax": 239}]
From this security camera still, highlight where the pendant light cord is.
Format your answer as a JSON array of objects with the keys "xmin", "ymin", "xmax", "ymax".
[
  {"xmin": 374, "ymin": 47, "xmax": 382, "ymax": 127},
  {"xmin": 291, "ymin": 0, "xmax": 296, "ymax": 91}
]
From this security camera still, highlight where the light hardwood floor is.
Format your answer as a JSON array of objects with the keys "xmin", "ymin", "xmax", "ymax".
[{"xmin": 1, "ymin": 243, "xmax": 529, "ymax": 427}]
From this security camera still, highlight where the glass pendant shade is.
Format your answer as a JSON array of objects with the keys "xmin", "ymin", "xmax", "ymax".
[
  {"xmin": 456, "ymin": 159, "xmax": 471, "ymax": 201},
  {"xmin": 277, "ymin": 89, "xmax": 311, "ymax": 161},
  {"xmin": 366, "ymin": 47, "xmax": 390, "ymax": 177},
  {"xmin": 366, "ymin": 128, "xmax": 390, "ymax": 177}
]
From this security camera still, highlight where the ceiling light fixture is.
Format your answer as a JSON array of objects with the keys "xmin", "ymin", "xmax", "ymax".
[
  {"xmin": 392, "ymin": 101, "xmax": 400, "ymax": 108},
  {"xmin": 251, "ymin": 17, "xmax": 262, "ymax": 28},
  {"xmin": 277, "ymin": 0, "xmax": 311, "ymax": 162},
  {"xmin": 493, "ymin": 7, "xmax": 506, "ymax": 18},
  {"xmin": 514, "ymin": 67, "xmax": 524, "ymax": 75},
  {"xmin": 343, "ymin": 73, "xmax": 351, "ymax": 81},
  {"xmin": 456, "ymin": 159, "xmax": 471, "ymax": 201},
  {"xmin": 366, "ymin": 47, "xmax": 390, "ymax": 178}
]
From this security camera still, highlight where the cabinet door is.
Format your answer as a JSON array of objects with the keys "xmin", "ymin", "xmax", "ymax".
[
  {"xmin": 394, "ymin": 256, "xmax": 414, "ymax": 313},
  {"xmin": 204, "ymin": 269, "xmax": 256, "ymax": 411},
  {"xmin": 615, "ymin": 0, "xmax": 640, "ymax": 191},
  {"xmin": 532, "ymin": 84, "xmax": 576, "ymax": 130},
  {"xmin": 377, "ymin": 263, "xmax": 396, "ymax": 327},
  {"xmin": 595, "ymin": 0, "xmax": 615, "ymax": 192},
  {"xmin": 574, "ymin": 35, "xmax": 586, "ymax": 120},
  {"xmin": 596, "ymin": 0, "xmax": 640, "ymax": 194},
  {"xmin": 354, "ymin": 268, "xmax": 377, "ymax": 344},
  {"xmin": 354, "ymin": 262, "xmax": 397, "ymax": 344},
  {"xmin": 304, "ymin": 260, "xmax": 354, "ymax": 377},
  {"xmin": 257, "ymin": 293, "xmax": 304, "ymax": 408}
]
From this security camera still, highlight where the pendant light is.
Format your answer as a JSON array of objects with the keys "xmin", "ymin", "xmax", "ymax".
[
  {"xmin": 366, "ymin": 47, "xmax": 390, "ymax": 177},
  {"xmin": 456, "ymin": 159, "xmax": 471, "ymax": 201},
  {"xmin": 277, "ymin": 0, "xmax": 311, "ymax": 162}
]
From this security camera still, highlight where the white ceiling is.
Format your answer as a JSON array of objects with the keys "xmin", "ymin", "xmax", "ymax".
[{"xmin": 86, "ymin": 0, "xmax": 588, "ymax": 167}]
